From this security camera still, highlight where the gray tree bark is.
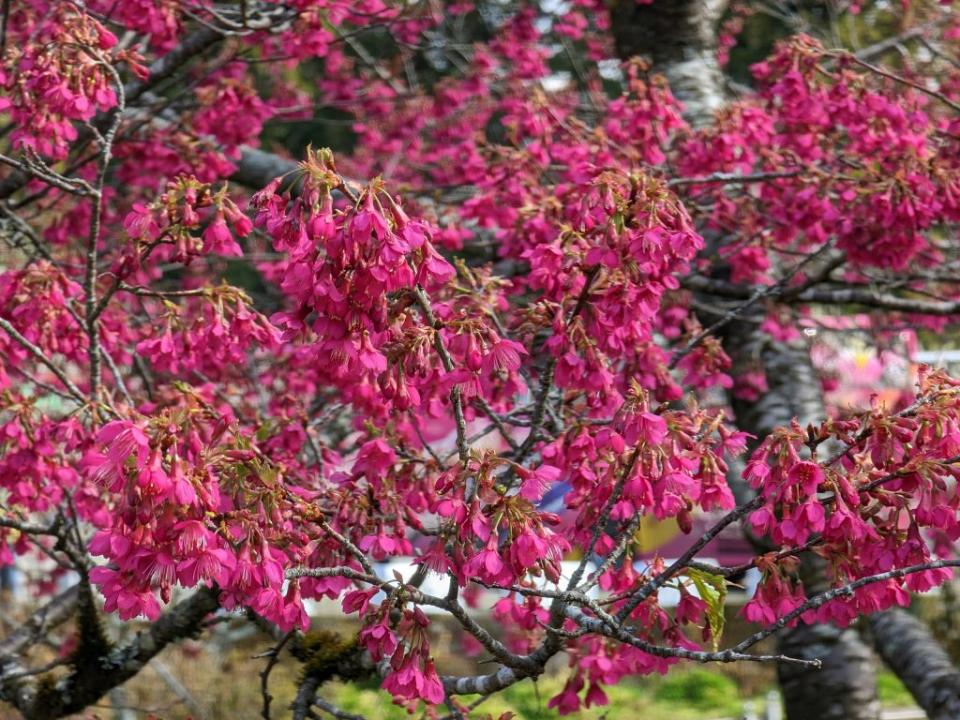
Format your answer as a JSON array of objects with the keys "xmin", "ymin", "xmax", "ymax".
[
  {"xmin": 231, "ymin": 147, "xmax": 298, "ymax": 191},
  {"xmin": 868, "ymin": 608, "xmax": 960, "ymax": 720},
  {"xmin": 610, "ymin": 0, "xmax": 728, "ymax": 127},
  {"xmin": 0, "ymin": 585, "xmax": 221, "ymax": 720}
]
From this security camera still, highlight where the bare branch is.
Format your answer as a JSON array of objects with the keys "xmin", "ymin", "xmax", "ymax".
[{"xmin": 681, "ymin": 274, "xmax": 960, "ymax": 316}]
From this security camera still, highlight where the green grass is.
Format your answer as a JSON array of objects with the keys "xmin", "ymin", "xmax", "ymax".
[
  {"xmin": 877, "ymin": 671, "xmax": 914, "ymax": 707},
  {"xmin": 652, "ymin": 669, "xmax": 741, "ymax": 712}
]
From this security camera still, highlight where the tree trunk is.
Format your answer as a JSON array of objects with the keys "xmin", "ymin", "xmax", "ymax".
[
  {"xmin": 868, "ymin": 608, "xmax": 960, "ymax": 720},
  {"xmin": 610, "ymin": 0, "xmax": 728, "ymax": 127},
  {"xmin": 610, "ymin": 4, "xmax": 880, "ymax": 718}
]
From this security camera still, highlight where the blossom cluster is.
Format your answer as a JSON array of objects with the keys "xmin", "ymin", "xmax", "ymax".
[{"xmin": 3, "ymin": 0, "xmax": 960, "ymax": 715}]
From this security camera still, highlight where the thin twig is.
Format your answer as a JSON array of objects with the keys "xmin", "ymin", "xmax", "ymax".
[
  {"xmin": 0, "ymin": 316, "xmax": 87, "ymax": 403},
  {"xmin": 260, "ymin": 631, "xmax": 294, "ymax": 720}
]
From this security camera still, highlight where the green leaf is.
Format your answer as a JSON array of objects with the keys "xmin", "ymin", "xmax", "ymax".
[
  {"xmin": 612, "ymin": 211, "xmax": 625, "ymax": 234},
  {"xmin": 686, "ymin": 567, "xmax": 727, "ymax": 652},
  {"xmin": 255, "ymin": 421, "xmax": 273, "ymax": 443}
]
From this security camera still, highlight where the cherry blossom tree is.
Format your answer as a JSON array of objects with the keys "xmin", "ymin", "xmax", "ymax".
[{"xmin": 3, "ymin": 1, "xmax": 960, "ymax": 719}]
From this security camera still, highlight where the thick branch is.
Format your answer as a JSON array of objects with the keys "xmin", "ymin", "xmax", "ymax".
[
  {"xmin": 682, "ymin": 274, "xmax": 960, "ymax": 316},
  {"xmin": 869, "ymin": 608, "xmax": 960, "ymax": 720},
  {"xmin": 231, "ymin": 146, "xmax": 299, "ymax": 191},
  {"xmin": 610, "ymin": 3, "xmax": 881, "ymax": 716},
  {"xmin": 4, "ymin": 587, "xmax": 220, "ymax": 720}
]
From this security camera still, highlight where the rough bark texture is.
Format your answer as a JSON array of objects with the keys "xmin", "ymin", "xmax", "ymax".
[
  {"xmin": 868, "ymin": 608, "xmax": 960, "ymax": 720},
  {"xmin": 0, "ymin": 585, "xmax": 220, "ymax": 720},
  {"xmin": 611, "ymin": 3, "xmax": 880, "ymax": 718},
  {"xmin": 774, "ymin": 621, "xmax": 880, "ymax": 720}
]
